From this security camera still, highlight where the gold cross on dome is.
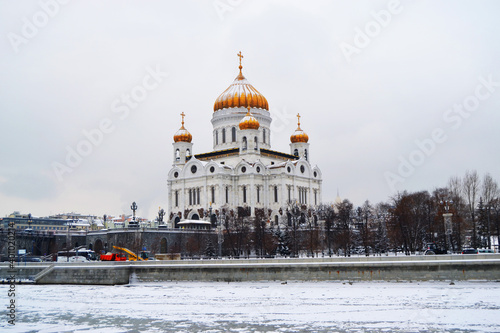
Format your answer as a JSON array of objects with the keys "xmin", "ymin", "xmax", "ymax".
[
  {"xmin": 237, "ymin": 51, "xmax": 244, "ymax": 74},
  {"xmin": 180, "ymin": 112, "xmax": 185, "ymax": 125},
  {"xmin": 297, "ymin": 113, "xmax": 301, "ymax": 126},
  {"xmin": 237, "ymin": 51, "xmax": 243, "ymax": 66}
]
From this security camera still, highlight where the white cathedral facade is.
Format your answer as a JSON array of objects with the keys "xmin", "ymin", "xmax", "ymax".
[{"xmin": 167, "ymin": 54, "xmax": 322, "ymax": 228}]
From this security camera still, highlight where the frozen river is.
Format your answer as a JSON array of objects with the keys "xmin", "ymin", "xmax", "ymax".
[{"xmin": 2, "ymin": 280, "xmax": 500, "ymax": 332}]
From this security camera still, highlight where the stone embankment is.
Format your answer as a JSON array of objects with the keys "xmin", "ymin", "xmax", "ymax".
[{"xmin": 1, "ymin": 254, "xmax": 499, "ymax": 285}]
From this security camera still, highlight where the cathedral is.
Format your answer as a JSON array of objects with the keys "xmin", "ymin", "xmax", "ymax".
[{"xmin": 167, "ymin": 53, "xmax": 322, "ymax": 228}]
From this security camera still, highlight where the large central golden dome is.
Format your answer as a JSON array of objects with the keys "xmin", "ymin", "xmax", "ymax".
[{"xmin": 213, "ymin": 52, "xmax": 269, "ymax": 112}]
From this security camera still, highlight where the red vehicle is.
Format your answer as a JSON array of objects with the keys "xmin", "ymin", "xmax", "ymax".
[{"xmin": 100, "ymin": 253, "xmax": 127, "ymax": 261}]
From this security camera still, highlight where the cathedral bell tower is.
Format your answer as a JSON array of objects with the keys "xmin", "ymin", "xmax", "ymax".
[
  {"xmin": 172, "ymin": 112, "xmax": 193, "ymax": 166},
  {"xmin": 290, "ymin": 113, "xmax": 310, "ymax": 161}
]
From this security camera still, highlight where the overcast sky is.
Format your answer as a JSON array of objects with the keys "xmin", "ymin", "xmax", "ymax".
[{"xmin": 1, "ymin": 0, "xmax": 499, "ymax": 219}]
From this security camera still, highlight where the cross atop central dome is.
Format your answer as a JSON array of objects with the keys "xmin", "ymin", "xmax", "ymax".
[{"xmin": 213, "ymin": 52, "xmax": 269, "ymax": 112}]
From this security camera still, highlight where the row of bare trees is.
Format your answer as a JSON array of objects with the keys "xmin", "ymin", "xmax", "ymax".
[{"xmin": 168, "ymin": 170, "xmax": 499, "ymax": 258}]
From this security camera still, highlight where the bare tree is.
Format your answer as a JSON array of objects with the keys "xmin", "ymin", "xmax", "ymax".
[
  {"xmin": 481, "ymin": 173, "xmax": 499, "ymax": 248},
  {"xmin": 319, "ymin": 204, "xmax": 336, "ymax": 257},
  {"xmin": 447, "ymin": 176, "xmax": 466, "ymax": 251},
  {"xmin": 360, "ymin": 200, "xmax": 374, "ymax": 256},
  {"xmin": 491, "ymin": 198, "xmax": 500, "ymax": 252},
  {"xmin": 285, "ymin": 201, "xmax": 302, "ymax": 257},
  {"xmin": 448, "ymin": 176, "xmax": 462, "ymax": 199},
  {"xmin": 336, "ymin": 199, "xmax": 354, "ymax": 256},
  {"xmin": 462, "ymin": 170, "xmax": 480, "ymax": 248},
  {"xmin": 253, "ymin": 208, "xmax": 270, "ymax": 257},
  {"xmin": 373, "ymin": 202, "xmax": 390, "ymax": 255},
  {"xmin": 482, "ymin": 173, "xmax": 499, "ymax": 204}
]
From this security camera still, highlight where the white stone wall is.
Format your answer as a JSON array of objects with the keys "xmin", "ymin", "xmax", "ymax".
[{"xmin": 167, "ymin": 155, "xmax": 322, "ymax": 227}]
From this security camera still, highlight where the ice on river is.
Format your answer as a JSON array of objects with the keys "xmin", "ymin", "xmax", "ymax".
[{"xmin": 2, "ymin": 280, "xmax": 500, "ymax": 332}]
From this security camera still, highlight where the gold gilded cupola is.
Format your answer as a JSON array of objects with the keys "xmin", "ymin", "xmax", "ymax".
[
  {"xmin": 290, "ymin": 113, "xmax": 309, "ymax": 143},
  {"xmin": 239, "ymin": 107, "xmax": 260, "ymax": 130},
  {"xmin": 173, "ymin": 112, "xmax": 192, "ymax": 143},
  {"xmin": 213, "ymin": 51, "xmax": 269, "ymax": 112}
]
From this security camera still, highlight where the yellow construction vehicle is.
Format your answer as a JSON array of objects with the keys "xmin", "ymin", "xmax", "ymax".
[{"xmin": 112, "ymin": 246, "xmax": 149, "ymax": 261}]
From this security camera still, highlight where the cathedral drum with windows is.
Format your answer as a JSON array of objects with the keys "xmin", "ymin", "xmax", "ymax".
[{"xmin": 167, "ymin": 53, "xmax": 322, "ymax": 228}]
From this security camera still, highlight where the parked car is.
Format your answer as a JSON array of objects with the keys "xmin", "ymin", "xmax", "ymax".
[
  {"xmin": 478, "ymin": 248, "xmax": 494, "ymax": 254},
  {"xmin": 424, "ymin": 243, "xmax": 447, "ymax": 255},
  {"xmin": 22, "ymin": 256, "xmax": 42, "ymax": 262},
  {"xmin": 462, "ymin": 248, "xmax": 479, "ymax": 254}
]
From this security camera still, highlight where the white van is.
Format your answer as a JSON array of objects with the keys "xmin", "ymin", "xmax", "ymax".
[{"xmin": 57, "ymin": 256, "xmax": 89, "ymax": 263}]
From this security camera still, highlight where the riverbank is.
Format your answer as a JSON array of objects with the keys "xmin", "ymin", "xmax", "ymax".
[{"xmin": 1, "ymin": 254, "xmax": 500, "ymax": 285}]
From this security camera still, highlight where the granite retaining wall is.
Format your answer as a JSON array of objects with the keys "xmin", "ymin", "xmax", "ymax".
[{"xmin": 1, "ymin": 255, "xmax": 499, "ymax": 285}]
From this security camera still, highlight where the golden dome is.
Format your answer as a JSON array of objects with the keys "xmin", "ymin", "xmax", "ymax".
[
  {"xmin": 173, "ymin": 112, "xmax": 192, "ymax": 143},
  {"xmin": 290, "ymin": 113, "xmax": 309, "ymax": 143},
  {"xmin": 239, "ymin": 107, "xmax": 260, "ymax": 130},
  {"xmin": 213, "ymin": 52, "xmax": 269, "ymax": 112}
]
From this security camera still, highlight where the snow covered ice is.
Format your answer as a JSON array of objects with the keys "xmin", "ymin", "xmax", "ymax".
[{"xmin": 2, "ymin": 281, "xmax": 500, "ymax": 332}]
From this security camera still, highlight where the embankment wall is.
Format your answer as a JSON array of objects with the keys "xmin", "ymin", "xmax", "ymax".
[{"xmin": 1, "ymin": 255, "xmax": 499, "ymax": 285}]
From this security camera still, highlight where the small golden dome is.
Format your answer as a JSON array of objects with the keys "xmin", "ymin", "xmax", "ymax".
[
  {"xmin": 290, "ymin": 113, "xmax": 309, "ymax": 143},
  {"xmin": 239, "ymin": 107, "xmax": 260, "ymax": 130},
  {"xmin": 173, "ymin": 112, "xmax": 192, "ymax": 143},
  {"xmin": 213, "ymin": 52, "xmax": 269, "ymax": 112}
]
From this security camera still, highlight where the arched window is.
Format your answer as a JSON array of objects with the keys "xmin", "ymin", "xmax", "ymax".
[
  {"xmin": 211, "ymin": 186, "xmax": 215, "ymax": 204},
  {"xmin": 160, "ymin": 238, "xmax": 167, "ymax": 253},
  {"xmin": 293, "ymin": 149, "xmax": 298, "ymax": 157},
  {"xmin": 186, "ymin": 149, "xmax": 191, "ymax": 157},
  {"xmin": 188, "ymin": 189, "xmax": 192, "ymax": 205},
  {"xmin": 232, "ymin": 127, "xmax": 236, "ymax": 142},
  {"xmin": 175, "ymin": 190, "xmax": 179, "ymax": 207},
  {"xmin": 304, "ymin": 149, "xmax": 308, "ymax": 161},
  {"xmin": 243, "ymin": 186, "xmax": 247, "ymax": 203},
  {"xmin": 215, "ymin": 130, "xmax": 218, "ymax": 145},
  {"xmin": 175, "ymin": 149, "xmax": 180, "ymax": 161},
  {"xmin": 275, "ymin": 215, "xmax": 279, "ymax": 226},
  {"xmin": 274, "ymin": 186, "xmax": 278, "ymax": 203},
  {"xmin": 242, "ymin": 137, "xmax": 247, "ymax": 151},
  {"xmin": 225, "ymin": 187, "xmax": 229, "ymax": 204},
  {"xmin": 254, "ymin": 136, "xmax": 258, "ymax": 150},
  {"xmin": 263, "ymin": 128, "xmax": 266, "ymax": 144},
  {"xmin": 222, "ymin": 128, "xmax": 226, "ymax": 143},
  {"xmin": 256, "ymin": 186, "xmax": 260, "ymax": 203}
]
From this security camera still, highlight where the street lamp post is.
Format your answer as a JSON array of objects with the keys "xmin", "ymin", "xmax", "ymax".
[
  {"xmin": 287, "ymin": 201, "xmax": 300, "ymax": 258},
  {"xmin": 131, "ymin": 201, "xmax": 138, "ymax": 227},
  {"xmin": 66, "ymin": 219, "xmax": 73, "ymax": 262},
  {"xmin": 218, "ymin": 212, "xmax": 224, "ymax": 259},
  {"xmin": 486, "ymin": 202, "xmax": 492, "ymax": 249},
  {"xmin": 27, "ymin": 213, "xmax": 33, "ymax": 255},
  {"xmin": 441, "ymin": 200, "xmax": 453, "ymax": 253}
]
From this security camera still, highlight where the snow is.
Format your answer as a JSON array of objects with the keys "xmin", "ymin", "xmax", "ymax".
[{"xmin": 2, "ymin": 281, "xmax": 500, "ymax": 332}]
